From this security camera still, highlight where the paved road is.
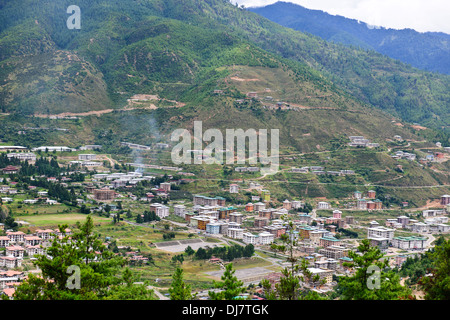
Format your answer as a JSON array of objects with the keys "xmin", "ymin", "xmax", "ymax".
[
  {"xmin": 134, "ymin": 282, "xmax": 170, "ymax": 300},
  {"xmin": 147, "ymin": 285, "xmax": 170, "ymax": 300}
]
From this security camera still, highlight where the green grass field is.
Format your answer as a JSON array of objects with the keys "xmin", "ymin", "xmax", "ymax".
[{"xmin": 19, "ymin": 213, "xmax": 110, "ymax": 227}]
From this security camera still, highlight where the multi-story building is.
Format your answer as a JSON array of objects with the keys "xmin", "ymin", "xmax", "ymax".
[
  {"xmin": 367, "ymin": 226, "xmax": 394, "ymax": 240},
  {"xmin": 227, "ymin": 227, "xmax": 244, "ymax": 239},
  {"xmin": 242, "ymin": 231, "xmax": 274, "ymax": 246},
  {"xmin": 206, "ymin": 222, "xmax": 221, "ymax": 234},
  {"xmin": 5, "ymin": 245, "xmax": 25, "ymax": 258},
  {"xmin": 374, "ymin": 199, "xmax": 383, "ymax": 210},
  {"xmin": 314, "ymin": 258, "xmax": 338, "ymax": 271},
  {"xmin": 258, "ymin": 231, "xmax": 274, "ymax": 245},
  {"xmin": 291, "ymin": 200, "xmax": 304, "ymax": 209},
  {"xmin": 229, "ymin": 212, "xmax": 243, "ymax": 224},
  {"xmin": 6, "ymin": 231, "xmax": 25, "ymax": 243},
  {"xmin": 25, "ymin": 245, "xmax": 45, "ymax": 257},
  {"xmin": 193, "ymin": 195, "xmax": 226, "ymax": 207},
  {"xmin": 272, "ymin": 209, "xmax": 288, "ymax": 220},
  {"xmin": 410, "ymin": 222, "xmax": 429, "ymax": 233},
  {"xmin": 357, "ymin": 199, "xmax": 368, "ymax": 210},
  {"xmin": 0, "ymin": 256, "xmax": 22, "ymax": 268},
  {"xmin": 422, "ymin": 209, "xmax": 445, "ymax": 218},
  {"xmin": 258, "ymin": 208, "xmax": 273, "ymax": 220},
  {"xmin": 367, "ymin": 226, "xmax": 394, "ymax": 252},
  {"xmin": 332, "ymin": 210, "xmax": 342, "ymax": 219},
  {"xmin": 23, "ymin": 236, "xmax": 42, "ymax": 246},
  {"xmin": 317, "ymin": 202, "xmax": 331, "ymax": 210},
  {"xmin": 297, "ymin": 214, "xmax": 312, "ymax": 224},
  {"xmin": 263, "ymin": 225, "xmax": 285, "ymax": 238},
  {"xmin": 155, "ymin": 205, "xmax": 170, "ymax": 219},
  {"xmin": 319, "ymin": 245, "xmax": 349, "ymax": 259},
  {"xmin": 391, "ymin": 236, "xmax": 427, "ymax": 250},
  {"xmin": 35, "ymin": 229, "xmax": 55, "ymax": 240},
  {"xmin": 0, "ymin": 236, "xmax": 10, "ymax": 247},
  {"xmin": 160, "ymin": 182, "xmax": 171, "ymax": 192},
  {"xmin": 299, "ymin": 226, "xmax": 314, "ymax": 239},
  {"xmin": 345, "ymin": 216, "xmax": 355, "ymax": 224},
  {"xmin": 173, "ymin": 205, "xmax": 186, "ymax": 218},
  {"xmin": 93, "ymin": 189, "xmax": 116, "ymax": 201},
  {"xmin": 253, "ymin": 202, "xmax": 266, "ymax": 212},
  {"xmin": 218, "ymin": 207, "xmax": 237, "ymax": 220},
  {"xmin": 367, "ymin": 201, "xmax": 376, "ymax": 210},
  {"xmin": 319, "ymin": 236, "xmax": 341, "ymax": 248},
  {"xmin": 283, "ymin": 200, "xmax": 292, "ymax": 210},
  {"xmin": 397, "ymin": 216, "xmax": 410, "ymax": 228},
  {"xmin": 242, "ymin": 232, "xmax": 258, "ymax": 245},
  {"xmin": 229, "ymin": 184, "xmax": 239, "ymax": 194},
  {"xmin": 306, "ymin": 268, "xmax": 333, "ymax": 284},
  {"xmin": 310, "ymin": 230, "xmax": 329, "ymax": 245},
  {"xmin": 261, "ymin": 190, "xmax": 271, "ymax": 202},
  {"xmin": 441, "ymin": 195, "xmax": 450, "ymax": 205},
  {"xmin": 254, "ymin": 217, "xmax": 269, "ymax": 228},
  {"xmin": 78, "ymin": 154, "xmax": 97, "ymax": 161},
  {"xmin": 7, "ymin": 153, "xmax": 36, "ymax": 162}
]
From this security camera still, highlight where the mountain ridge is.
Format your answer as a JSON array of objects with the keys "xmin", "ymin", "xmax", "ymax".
[
  {"xmin": 248, "ymin": 1, "xmax": 450, "ymax": 75},
  {"xmin": 0, "ymin": 0, "xmax": 448, "ymax": 144}
]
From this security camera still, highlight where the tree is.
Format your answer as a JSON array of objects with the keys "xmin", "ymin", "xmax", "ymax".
[
  {"xmin": 208, "ymin": 263, "xmax": 246, "ymax": 300},
  {"xmin": 337, "ymin": 239, "xmax": 413, "ymax": 300},
  {"xmin": 105, "ymin": 268, "xmax": 155, "ymax": 300},
  {"xmin": 185, "ymin": 246, "xmax": 195, "ymax": 256},
  {"xmin": 243, "ymin": 244, "xmax": 255, "ymax": 258},
  {"xmin": 4, "ymin": 215, "xmax": 18, "ymax": 231},
  {"xmin": 169, "ymin": 267, "xmax": 194, "ymax": 300},
  {"xmin": 13, "ymin": 216, "xmax": 155, "ymax": 300},
  {"xmin": 419, "ymin": 238, "xmax": 450, "ymax": 300},
  {"xmin": 268, "ymin": 216, "xmax": 303, "ymax": 300}
]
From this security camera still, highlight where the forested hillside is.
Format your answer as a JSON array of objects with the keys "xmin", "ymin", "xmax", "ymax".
[
  {"xmin": 249, "ymin": 1, "xmax": 450, "ymax": 75},
  {"xmin": 0, "ymin": 0, "xmax": 448, "ymax": 136}
]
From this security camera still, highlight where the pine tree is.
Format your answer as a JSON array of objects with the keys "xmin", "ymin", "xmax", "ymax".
[
  {"xmin": 337, "ymin": 239, "xmax": 413, "ymax": 300},
  {"xmin": 208, "ymin": 263, "xmax": 246, "ymax": 300},
  {"xmin": 419, "ymin": 238, "xmax": 450, "ymax": 300},
  {"xmin": 169, "ymin": 267, "xmax": 194, "ymax": 300},
  {"xmin": 13, "ymin": 216, "xmax": 155, "ymax": 300}
]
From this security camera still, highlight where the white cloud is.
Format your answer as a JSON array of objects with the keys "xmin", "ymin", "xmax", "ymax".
[{"xmin": 234, "ymin": 0, "xmax": 450, "ymax": 34}]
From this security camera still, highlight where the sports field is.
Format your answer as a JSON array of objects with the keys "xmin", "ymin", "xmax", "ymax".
[{"xmin": 20, "ymin": 213, "xmax": 110, "ymax": 227}]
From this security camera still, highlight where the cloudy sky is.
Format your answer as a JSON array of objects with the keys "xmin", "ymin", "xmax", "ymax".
[{"xmin": 233, "ymin": 0, "xmax": 450, "ymax": 34}]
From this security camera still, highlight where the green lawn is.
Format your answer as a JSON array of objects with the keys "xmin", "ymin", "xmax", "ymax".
[{"xmin": 19, "ymin": 213, "xmax": 110, "ymax": 227}]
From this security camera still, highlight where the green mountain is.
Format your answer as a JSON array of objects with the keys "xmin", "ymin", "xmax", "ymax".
[
  {"xmin": 249, "ymin": 1, "xmax": 450, "ymax": 75},
  {"xmin": 0, "ymin": 0, "xmax": 448, "ymax": 147}
]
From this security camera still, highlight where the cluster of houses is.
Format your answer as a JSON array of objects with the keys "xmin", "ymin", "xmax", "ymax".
[
  {"xmin": 348, "ymin": 136, "xmax": 380, "ymax": 148},
  {"xmin": 391, "ymin": 150, "xmax": 416, "ymax": 161},
  {"xmin": 69, "ymin": 154, "xmax": 103, "ymax": 167},
  {"xmin": 368, "ymin": 208, "xmax": 450, "ymax": 252},
  {"xmin": 290, "ymin": 167, "xmax": 355, "ymax": 176},
  {"xmin": 0, "ymin": 229, "xmax": 70, "ymax": 269},
  {"xmin": 352, "ymin": 190, "xmax": 383, "ymax": 210},
  {"xmin": 92, "ymin": 171, "xmax": 155, "ymax": 189},
  {"xmin": 1, "ymin": 182, "xmax": 59, "ymax": 205}
]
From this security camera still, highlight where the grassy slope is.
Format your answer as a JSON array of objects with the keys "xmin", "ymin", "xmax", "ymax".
[{"xmin": 0, "ymin": 0, "xmax": 448, "ymax": 136}]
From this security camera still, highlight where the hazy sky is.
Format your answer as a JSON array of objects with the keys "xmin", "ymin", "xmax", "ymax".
[{"xmin": 233, "ymin": 0, "xmax": 450, "ymax": 34}]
